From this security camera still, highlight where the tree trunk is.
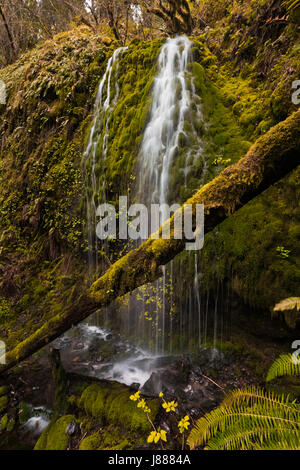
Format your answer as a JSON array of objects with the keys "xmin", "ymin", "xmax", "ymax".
[
  {"xmin": 0, "ymin": 3, "xmax": 16, "ymax": 61},
  {"xmin": 1, "ymin": 110, "xmax": 300, "ymax": 373}
]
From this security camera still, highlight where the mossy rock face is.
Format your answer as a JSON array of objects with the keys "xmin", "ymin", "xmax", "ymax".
[
  {"xmin": 0, "ymin": 17, "xmax": 299, "ymax": 369},
  {"xmin": 78, "ymin": 427, "xmax": 135, "ymax": 450},
  {"xmin": 78, "ymin": 382, "xmax": 160, "ymax": 433},
  {"xmin": 34, "ymin": 415, "xmax": 76, "ymax": 451},
  {"xmin": 0, "ymin": 28, "xmax": 113, "ymax": 358}
]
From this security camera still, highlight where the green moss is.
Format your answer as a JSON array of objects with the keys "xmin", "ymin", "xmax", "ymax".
[
  {"xmin": 78, "ymin": 383, "xmax": 160, "ymax": 433},
  {"xmin": 79, "ymin": 431, "xmax": 102, "ymax": 450},
  {"xmin": 34, "ymin": 415, "xmax": 76, "ymax": 451},
  {"xmin": 0, "ymin": 386, "xmax": 8, "ymax": 397},
  {"xmin": 0, "ymin": 395, "xmax": 8, "ymax": 413},
  {"xmin": 0, "ymin": 414, "xmax": 8, "ymax": 432}
]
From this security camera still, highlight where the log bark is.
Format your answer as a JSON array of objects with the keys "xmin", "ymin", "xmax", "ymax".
[{"xmin": 0, "ymin": 109, "xmax": 300, "ymax": 373}]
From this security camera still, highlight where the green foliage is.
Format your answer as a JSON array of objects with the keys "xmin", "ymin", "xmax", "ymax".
[
  {"xmin": 188, "ymin": 350, "xmax": 300, "ymax": 450},
  {"xmin": 266, "ymin": 354, "xmax": 300, "ymax": 382},
  {"xmin": 0, "ymin": 298, "xmax": 13, "ymax": 324},
  {"xmin": 187, "ymin": 386, "xmax": 300, "ymax": 450},
  {"xmin": 274, "ymin": 297, "xmax": 300, "ymax": 312},
  {"xmin": 276, "ymin": 246, "xmax": 291, "ymax": 259},
  {"xmin": 273, "ymin": 297, "xmax": 300, "ymax": 329}
]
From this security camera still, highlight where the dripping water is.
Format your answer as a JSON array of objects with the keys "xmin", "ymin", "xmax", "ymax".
[{"xmin": 84, "ymin": 47, "xmax": 127, "ymax": 279}]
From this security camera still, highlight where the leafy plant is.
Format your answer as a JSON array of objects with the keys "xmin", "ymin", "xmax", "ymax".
[
  {"xmin": 276, "ymin": 246, "xmax": 291, "ymax": 259},
  {"xmin": 273, "ymin": 297, "xmax": 300, "ymax": 329},
  {"xmin": 187, "ymin": 386, "xmax": 300, "ymax": 450},
  {"xmin": 266, "ymin": 354, "xmax": 300, "ymax": 382},
  {"xmin": 129, "ymin": 391, "xmax": 190, "ymax": 449},
  {"xmin": 274, "ymin": 297, "xmax": 300, "ymax": 312},
  {"xmin": 187, "ymin": 353, "xmax": 300, "ymax": 450}
]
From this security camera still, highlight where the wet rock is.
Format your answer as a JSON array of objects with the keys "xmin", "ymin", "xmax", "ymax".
[
  {"xmin": 66, "ymin": 421, "xmax": 77, "ymax": 436},
  {"xmin": 142, "ymin": 357, "xmax": 191, "ymax": 397},
  {"xmin": 129, "ymin": 383, "xmax": 140, "ymax": 392}
]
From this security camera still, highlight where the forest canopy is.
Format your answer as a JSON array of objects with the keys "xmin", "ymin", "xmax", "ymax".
[{"xmin": 0, "ymin": 0, "xmax": 298, "ymax": 66}]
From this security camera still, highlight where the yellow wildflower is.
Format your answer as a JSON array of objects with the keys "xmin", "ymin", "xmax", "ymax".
[
  {"xmin": 162, "ymin": 400, "xmax": 178, "ymax": 412},
  {"xmin": 130, "ymin": 391, "xmax": 141, "ymax": 402},
  {"xmin": 178, "ymin": 415, "xmax": 190, "ymax": 434}
]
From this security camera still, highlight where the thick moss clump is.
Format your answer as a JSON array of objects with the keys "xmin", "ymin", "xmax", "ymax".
[
  {"xmin": 0, "ymin": 27, "xmax": 113, "ymax": 354},
  {"xmin": 0, "ymin": 395, "xmax": 8, "ymax": 413},
  {"xmin": 34, "ymin": 415, "xmax": 76, "ymax": 451},
  {"xmin": 78, "ymin": 382, "xmax": 159, "ymax": 433}
]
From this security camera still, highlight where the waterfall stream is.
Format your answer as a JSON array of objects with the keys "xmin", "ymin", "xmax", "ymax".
[
  {"xmin": 84, "ymin": 46, "xmax": 127, "ymax": 278},
  {"xmin": 137, "ymin": 36, "xmax": 204, "ymax": 216},
  {"xmin": 134, "ymin": 36, "xmax": 206, "ymax": 354},
  {"xmin": 80, "ymin": 36, "xmax": 223, "ymax": 380}
]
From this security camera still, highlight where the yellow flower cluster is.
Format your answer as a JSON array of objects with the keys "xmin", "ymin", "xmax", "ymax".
[
  {"xmin": 178, "ymin": 415, "xmax": 190, "ymax": 434},
  {"xmin": 137, "ymin": 398, "xmax": 151, "ymax": 413},
  {"xmin": 147, "ymin": 429, "xmax": 167, "ymax": 444},
  {"xmin": 162, "ymin": 400, "xmax": 178, "ymax": 413},
  {"xmin": 129, "ymin": 391, "xmax": 141, "ymax": 402}
]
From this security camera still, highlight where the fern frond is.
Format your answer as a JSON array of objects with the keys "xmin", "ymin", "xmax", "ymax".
[
  {"xmin": 221, "ymin": 386, "xmax": 298, "ymax": 413},
  {"xmin": 266, "ymin": 354, "xmax": 300, "ymax": 382},
  {"xmin": 274, "ymin": 297, "xmax": 300, "ymax": 312},
  {"xmin": 206, "ymin": 423, "xmax": 300, "ymax": 450},
  {"xmin": 284, "ymin": 0, "xmax": 300, "ymax": 13},
  {"xmin": 187, "ymin": 387, "xmax": 300, "ymax": 450}
]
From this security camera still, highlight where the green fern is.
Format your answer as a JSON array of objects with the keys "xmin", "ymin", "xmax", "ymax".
[
  {"xmin": 284, "ymin": 0, "xmax": 300, "ymax": 12},
  {"xmin": 187, "ymin": 387, "xmax": 300, "ymax": 450},
  {"xmin": 274, "ymin": 297, "xmax": 300, "ymax": 312},
  {"xmin": 273, "ymin": 297, "xmax": 300, "ymax": 329},
  {"xmin": 266, "ymin": 354, "xmax": 300, "ymax": 382}
]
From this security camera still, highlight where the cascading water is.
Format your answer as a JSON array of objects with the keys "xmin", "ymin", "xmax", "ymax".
[
  {"xmin": 137, "ymin": 36, "xmax": 203, "ymax": 212},
  {"xmin": 134, "ymin": 36, "xmax": 206, "ymax": 354},
  {"xmin": 80, "ymin": 37, "xmax": 224, "ymax": 380},
  {"xmin": 84, "ymin": 46, "xmax": 127, "ymax": 279}
]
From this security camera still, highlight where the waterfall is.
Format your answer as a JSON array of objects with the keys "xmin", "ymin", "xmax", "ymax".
[
  {"xmin": 84, "ymin": 47, "xmax": 127, "ymax": 279},
  {"xmin": 138, "ymin": 36, "xmax": 195, "ymax": 212},
  {"xmin": 135, "ymin": 36, "xmax": 205, "ymax": 354},
  {"xmin": 83, "ymin": 38, "xmax": 222, "ymax": 357}
]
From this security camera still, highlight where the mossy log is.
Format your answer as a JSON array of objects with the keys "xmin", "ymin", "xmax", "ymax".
[{"xmin": 1, "ymin": 109, "xmax": 300, "ymax": 373}]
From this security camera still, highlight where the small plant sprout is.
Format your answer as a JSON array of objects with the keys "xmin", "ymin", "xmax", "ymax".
[{"xmin": 276, "ymin": 246, "xmax": 291, "ymax": 259}]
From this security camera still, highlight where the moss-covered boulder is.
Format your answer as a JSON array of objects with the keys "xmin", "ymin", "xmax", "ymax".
[
  {"xmin": 35, "ymin": 381, "xmax": 160, "ymax": 450},
  {"xmin": 78, "ymin": 382, "xmax": 159, "ymax": 433},
  {"xmin": 34, "ymin": 415, "xmax": 76, "ymax": 451}
]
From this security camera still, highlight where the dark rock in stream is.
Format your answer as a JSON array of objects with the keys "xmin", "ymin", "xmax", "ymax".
[{"xmin": 142, "ymin": 352, "xmax": 226, "ymax": 415}]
